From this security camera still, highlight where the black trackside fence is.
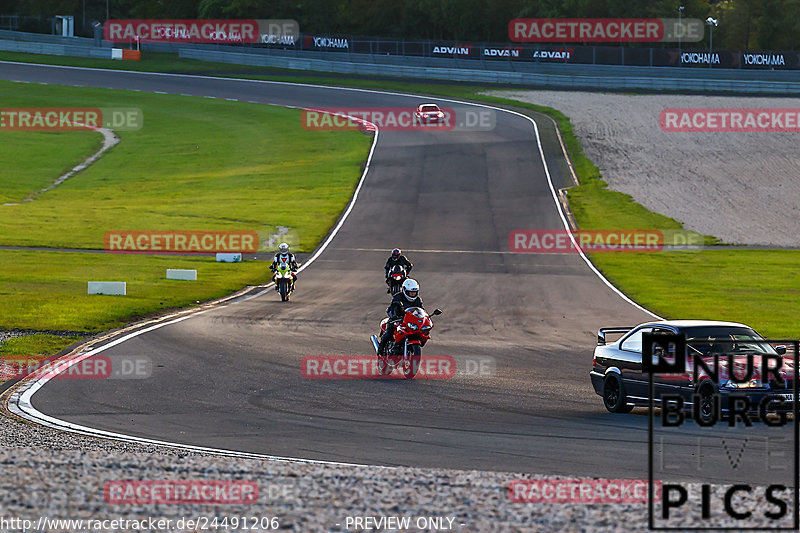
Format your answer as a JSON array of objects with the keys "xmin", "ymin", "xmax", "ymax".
[
  {"xmin": 0, "ymin": 15, "xmax": 53, "ymax": 34},
  {"xmin": 3, "ymin": 17, "xmax": 799, "ymax": 71},
  {"xmin": 263, "ymin": 34, "xmax": 800, "ymax": 70}
]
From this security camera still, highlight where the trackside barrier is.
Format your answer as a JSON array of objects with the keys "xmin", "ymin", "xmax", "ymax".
[
  {"xmin": 0, "ymin": 38, "xmax": 112, "ymax": 58},
  {"xmin": 216, "ymin": 253, "xmax": 242, "ymax": 263},
  {"xmin": 0, "ymin": 29, "xmax": 107, "ymax": 46},
  {"xmin": 0, "ymin": 38, "xmax": 137, "ymax": 60},
  {"xmin": 122, "ymin": 49, "xmax": 140, "ymax": 60},
  {"xmin": 88, "ymin": 281, "xmax": 126, "ymax": 295},
  {"xmin": 166, "ymin": 269, "xmax": 197, "ymax": 281},
  {"xmin": 207, "ymin": 47, "xmax": 800, "ymax": 82},
  {"xmin": 109, "ymin": 48, "xmax": 140, "ymax": 60},
  {"xmin": 178, "ymin": 48, "xmax": 800, "ymax": 94},
  {"xmin": 2, "ymin": 27, "xmax": 800, "ymax": 80},
  {"xmin": 2, "ymin": 27, "xmax": 799, "ymax": 92}
]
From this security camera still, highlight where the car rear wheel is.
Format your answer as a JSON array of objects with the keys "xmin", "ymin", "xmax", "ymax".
[{"xmin": 603, "ymin": 373, "xmax": 633, "ymax": 413}]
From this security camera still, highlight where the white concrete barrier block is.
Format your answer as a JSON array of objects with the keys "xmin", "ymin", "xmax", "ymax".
[
  {"xmin": 88, "ymin": 281, "xmax": 126, "ymax": 295},
  {"xmin": 216, "ymin": 253, "xmax": 242, "ymax": 263},
  {"xmin": 166, "ymin": 269, "xmax": 197, "ymax": 281}
]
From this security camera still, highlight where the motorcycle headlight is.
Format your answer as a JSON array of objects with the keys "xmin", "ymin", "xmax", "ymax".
[
  {"xmin": 407, "ymin": 323, "xmax": 418, "ymax": 331},
  {"xmin": 421, "ymin": 325, "xmax": 432, "ymax": 332}
]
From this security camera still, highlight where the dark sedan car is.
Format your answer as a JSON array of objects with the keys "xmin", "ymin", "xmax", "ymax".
[{"xmin": 590, "ymin": 320, "xmax": 794, "ymax": 420}]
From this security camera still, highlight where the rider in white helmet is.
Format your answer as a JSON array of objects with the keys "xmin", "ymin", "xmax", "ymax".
[
  {"xmin": 270, "ymin": 242, "xmax": 299, "ymax": 291},
  {"xmin": 378, "ymin": 278, "xmax": 423, "ymax": 355}
]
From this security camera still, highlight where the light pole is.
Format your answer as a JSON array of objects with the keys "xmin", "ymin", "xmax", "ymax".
[
  {"xmin": 706, "ymin": 17, "xmax": 718, "ymax": 68},
  {"xmin": 706, "ymin": 17, "xmax": 718, "ymax": 52}
]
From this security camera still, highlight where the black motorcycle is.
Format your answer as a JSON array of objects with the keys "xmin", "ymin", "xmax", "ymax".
[{"xmin": 386, "ymin": 264, "xmax": 407, "ymax": 295}]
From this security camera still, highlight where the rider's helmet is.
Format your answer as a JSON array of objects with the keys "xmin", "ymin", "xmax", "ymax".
[
  {"xmin": 402, "ymin": 278, "xmax": 419, "ymax": 299},
  {"xmin": 391, "ymin": 248, "xmax": 401, "ymax": 258},
  {"xmin": 279, "ymin": 242, "xmax": 289, "ymax": 254}
]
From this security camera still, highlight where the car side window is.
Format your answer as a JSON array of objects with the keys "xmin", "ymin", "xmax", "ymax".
[{"xmin": 620, "ymin": 327, "xmax": 652, "ymax": 353}]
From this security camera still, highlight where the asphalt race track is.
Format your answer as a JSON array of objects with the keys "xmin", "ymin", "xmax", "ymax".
[{"xmin": 3, "ymin": 62, "xmax": 793, "ymax": 486}]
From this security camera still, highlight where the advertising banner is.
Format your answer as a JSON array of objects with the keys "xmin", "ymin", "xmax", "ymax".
[{"xmin": 303, "ymin": 34, "xmax": 350, "ymax": 50}]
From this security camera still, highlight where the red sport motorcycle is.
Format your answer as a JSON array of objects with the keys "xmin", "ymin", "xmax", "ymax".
[{"xmin": 370, "ymin": 307, "xmax": 442, "ymax": 379}]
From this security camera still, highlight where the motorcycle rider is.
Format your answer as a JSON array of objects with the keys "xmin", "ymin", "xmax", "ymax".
[
  {"xmin": 384, "ymin": 248, "xmax": 413, "ymax": 294},
  {"xmin": 377, "ymin": 278, "xmax": 423, "ymax": 355},
  {"xmin": 270, "ymin": 242, "xmax": 299, "ymax": 291}
]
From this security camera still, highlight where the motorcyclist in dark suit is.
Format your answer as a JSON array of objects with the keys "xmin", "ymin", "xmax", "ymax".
[{"xmin": 384, "ymin": 248, "xmax": 413, "ymax": 293}]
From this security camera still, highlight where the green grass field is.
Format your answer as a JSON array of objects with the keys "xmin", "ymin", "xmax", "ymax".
[
  {"xmin": 593, "ymin": 250, "xmax": 800, "ymax": 338},
  {"xmin": 0, "ymin": 80, "xmax": 370, "ymax": 251},
  {"xmin": 0, "ymin": 50, "xmax": 294, "ymax": 74},
  {"xmin": 0, "ymin": 334, "xmax": 84, "ymax": 357},
  {"xmin": 0, "ymin": 78, "xmax": 371, "ymax": 355},
  {"xmin": 0, "ymin": 129, "xmax": 101, "ymax": 204},
  {"xmin": 2, "ymin": 49, "xmax": 799, "ymax": 344},
  {"xmin": 0, "ymin": 249, "xmax": 267, "ymax": 332}
]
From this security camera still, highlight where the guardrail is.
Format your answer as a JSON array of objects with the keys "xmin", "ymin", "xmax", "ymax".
[
  {"xmin": 2, "ymin": 26, "xmax": 800, "ymax": 94},
  {"xmin": 179, "ymin": 48, "xmax": 800, "ymax": 94},
  {"xmin": 0, "ymin": 38, "xmax": 111, "ymax": 58},
  {"xmin": 236, "ymin": 47, "xmax": 800, "ymax": 82},
  {"xmin": 4, "ymin": 27, "xmax": 800, "ymax": 81}
]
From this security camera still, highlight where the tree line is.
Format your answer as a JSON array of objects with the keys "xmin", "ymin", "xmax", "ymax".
[{"xmin": 2, "ymin": 0, "xmax": 798, "ymax": 51}]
